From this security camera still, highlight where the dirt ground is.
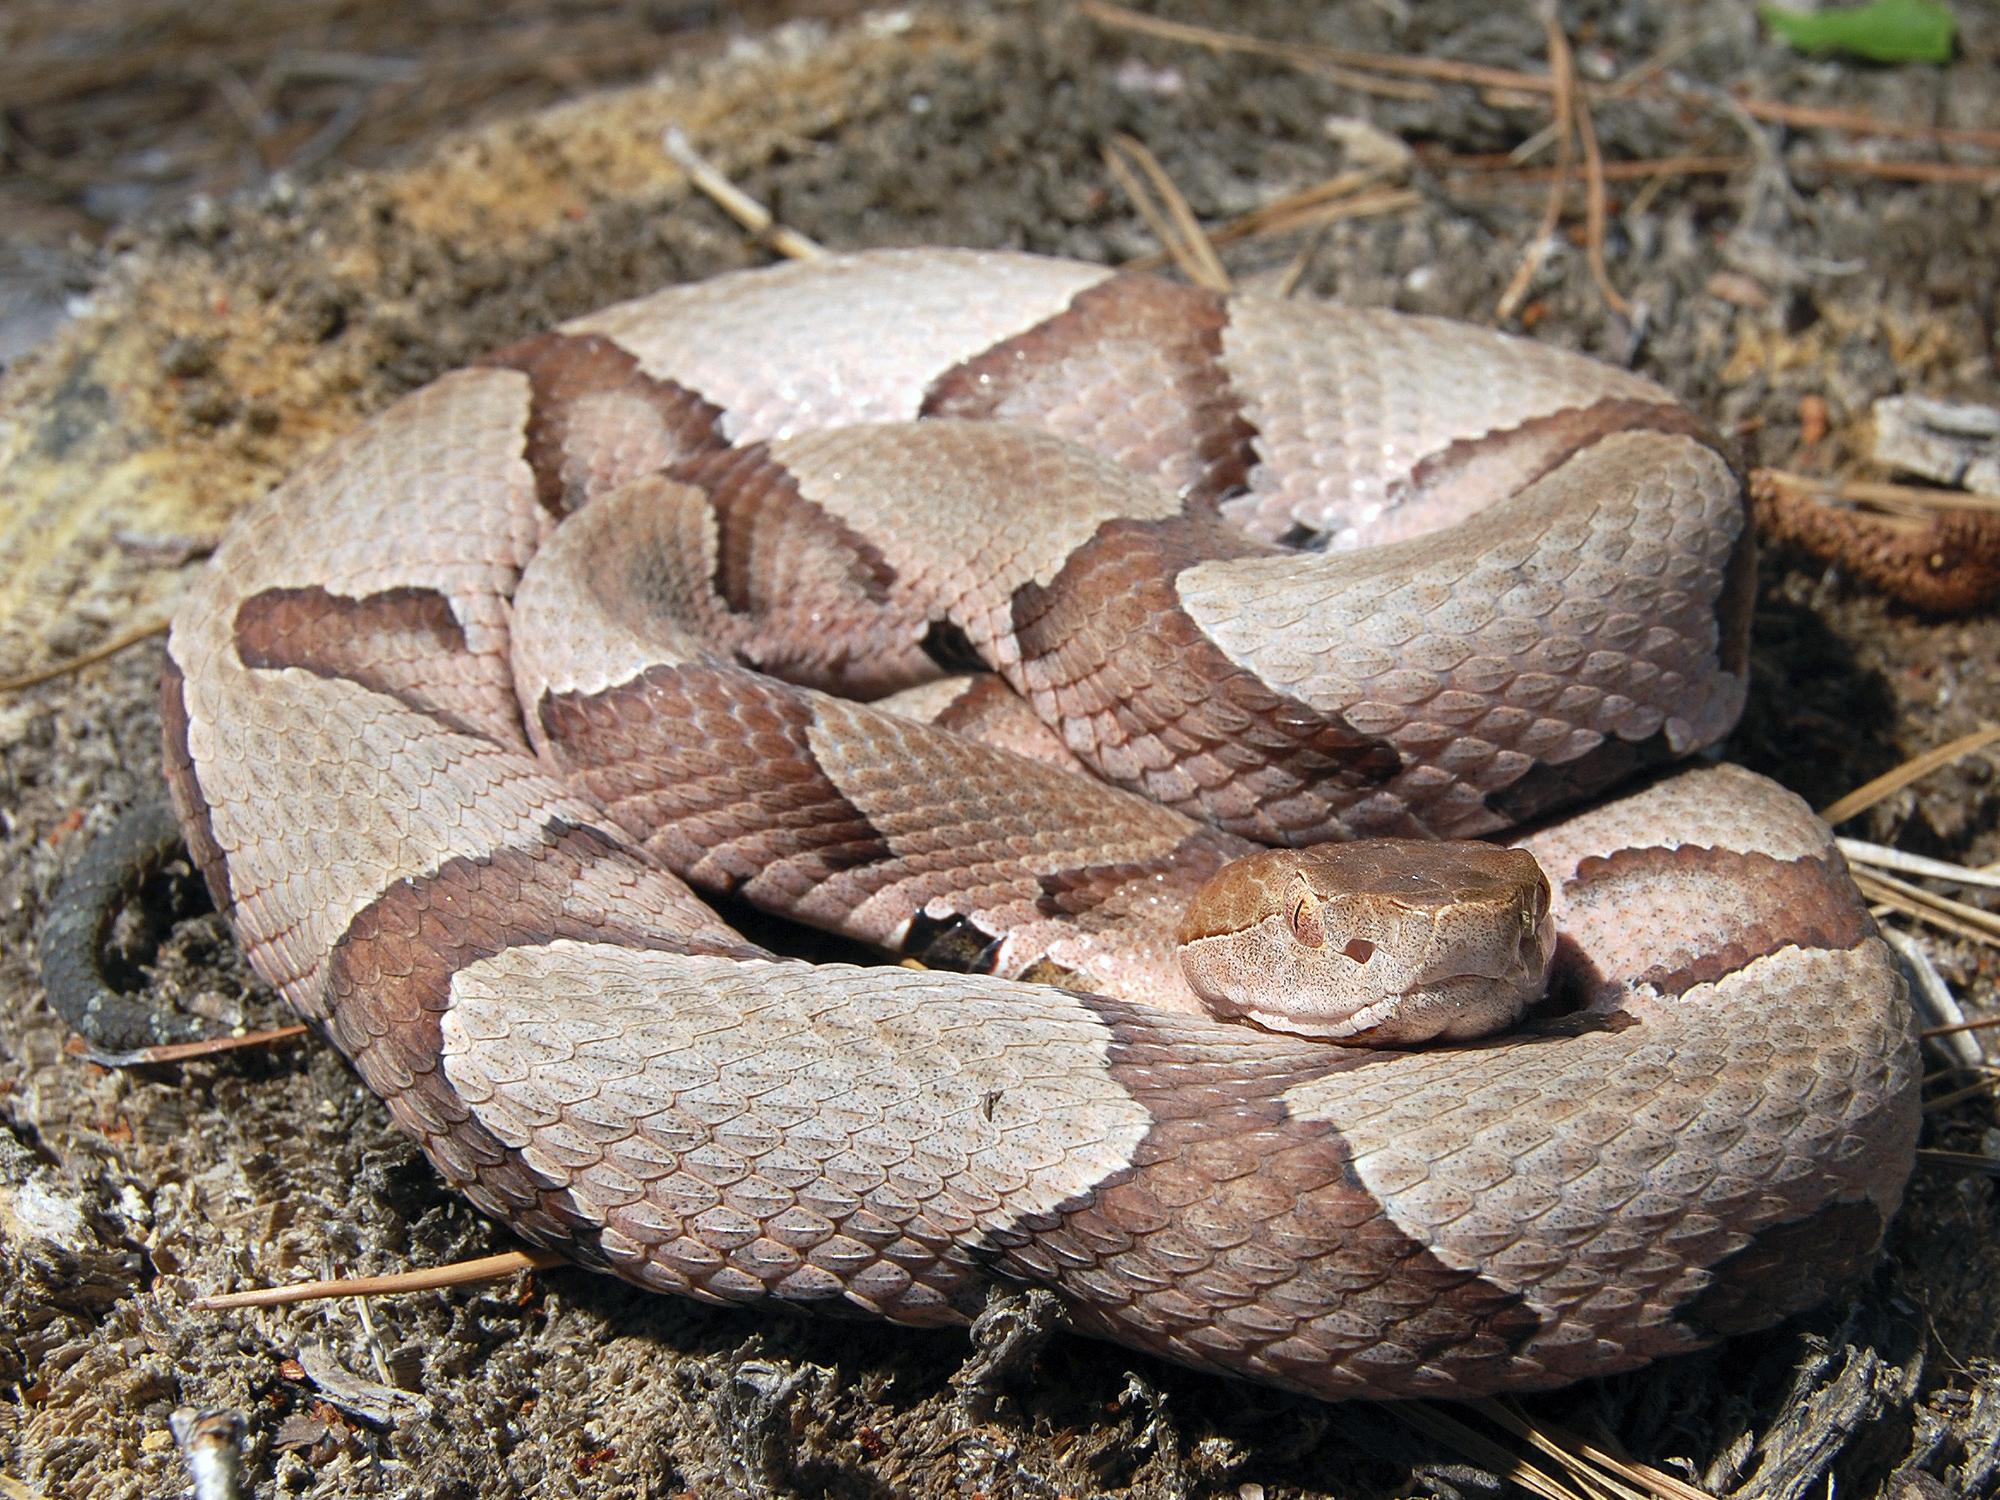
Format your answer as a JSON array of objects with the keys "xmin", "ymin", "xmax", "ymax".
[{"xmin": 2, "ymin": 2, "xmax": 1998, "ymax": 1497}]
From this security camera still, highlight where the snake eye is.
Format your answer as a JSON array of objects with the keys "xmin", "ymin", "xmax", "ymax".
[{"xmin": 1288, "ymin": 881, "xmax": 1326, "ymax": 949}]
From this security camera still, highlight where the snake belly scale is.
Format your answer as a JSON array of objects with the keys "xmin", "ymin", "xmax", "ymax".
[{"xmin": 158, "ymin": 248, "xmax": 1917, "ymax": 1401}]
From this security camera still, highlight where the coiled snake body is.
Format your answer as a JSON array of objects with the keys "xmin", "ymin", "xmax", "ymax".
[{"xmin": 152, "ymin": 250, "xmax": 1916, "ymax": 1401}]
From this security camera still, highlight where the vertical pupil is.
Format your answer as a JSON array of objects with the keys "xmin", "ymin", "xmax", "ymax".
[{"xmin": 1290, "ymin": 895, "xmax": 1326, "ymax": 949}]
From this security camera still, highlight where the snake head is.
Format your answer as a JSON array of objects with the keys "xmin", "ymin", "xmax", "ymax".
[{"xmin": 1175, "ymin": 839, "xmax": 1555, "ymax": 1045}]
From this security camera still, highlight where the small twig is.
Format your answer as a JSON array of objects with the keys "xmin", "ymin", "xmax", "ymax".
[
  {"xmin": 0, "ymin": 618, "xmax": 171, "ymax": 695},
  {"xmin": 194, "ymin": 1248, "xmax": 567, "ymax": 1310},
  {"xmin": 1102, "ymin": 134, "xmax": 1230, "ymax": 290},
  {"xmin": 1495, "ymin": 11, "xmax": 1577, "ymax": 322},
  {"xmin": 1820, "ymin": 724, "xmax": 2000, "ymax": 826},
  {"xmin": 661, "ymin": 127, "xmax": 825, "ymax": 261}
]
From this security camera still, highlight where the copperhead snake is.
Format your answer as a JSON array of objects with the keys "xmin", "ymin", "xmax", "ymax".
[{"xmin": 101, "ymin": 249, "xmax": 1922, "ymax": 1400}]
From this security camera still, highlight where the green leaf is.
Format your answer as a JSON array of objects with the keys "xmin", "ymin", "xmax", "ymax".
[{"xmin": 1761, "ymin": 0, "xmax": 1957, "ymax": 63}]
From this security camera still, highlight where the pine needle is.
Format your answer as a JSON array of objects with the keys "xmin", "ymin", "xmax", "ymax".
[
  {"xmin": 1472, "ymin": 1400, "xmax": 1718, "ymax": 1500},
  {"xmin": 1856, "ymin": 868, "xmax": 2000, "ymax": 948},
  {"xmin": 1820, "ymin": 724, "xmax": 2000, "ymax": 826},
  {"xmin": 661, "ymin": 126, "xmax": 825, "ymax": 261},
  {"xmin": 1839, "ymin": 839, "xmax": 2000, "ymax": 892},
  {"xmin": 1923, "ymin": 1072, "xmax": 1999, "ymax": 1112},
  {"xmin": 1495, "ymin": 13, "xmax": 1577, "ymax": 322},
  {"xmin": 1080, "ymin": 0, "xmax": 2000, "ymax": 156},
  {"xmin": 1394, "ymin": 1402, "xmax": 1590, "ymax": 1500},
  {"xmin": 1102, "ymin": 134, "xmax": 1230, "ymax": 290},
  {"xmin": 193, "ymin": 1249, "xmax": 567, "ymax": 1310},
  {"xmin": 1119, "ymin": 182, "xmax": 1420, "ymax": 272},
  {"xmin": 0, "ymin": 617, "xmax": 171, "ymax": 695},
  {"xmin": 1917, "ymin": 1148, "xmax": 2000, "ymax": 1177},
  {"xmin": 77, "ymin": 1024, "xmax": 310, "ymax": 1070},
  {"xmin": 1571, "ymin": 79, "xmax": 1629, "ymax": 319}
]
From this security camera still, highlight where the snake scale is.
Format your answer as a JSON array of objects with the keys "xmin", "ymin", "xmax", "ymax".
[{"xmin": 150, "ymin": 248, "xmax": 1917, "ymax": 1401}]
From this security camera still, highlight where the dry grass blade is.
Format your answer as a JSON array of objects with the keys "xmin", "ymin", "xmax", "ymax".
[
  {"xmin": 0, "ymin": 617, "xmax": 171, "ymax": 695},
  {"xmin": 1394, "ymin": 1403, "xmax": 1591, "ymax": 1500},
  {"xmin": 193, "ymin": 1249, "xmax": 567, "ymax": 1310},
  {"xmin": 0, "ymin": 1475, "xmax": 54, "ymax": 1500},
  {"xmin": 660, "ymin": 126, "xmax": 825, "ymax": 261},
  {"xmin": 1495, "ymin": 14, "xmax": 1577, "ymax": 322},
  {"xmin": 1473, "ymin": 1401, "xmax": 1717, "ymax": 1500},
  {"xmin": 1757, "ymin": 469, "xmax": 2000, "ymax": 518},
  {"xmin": 1102, "ymin": 134, "xmax": 1230, "ymax": 290},
  {"xmin": 1821, "ymin": 724, "xmax": 2000, "ymax": 825}
]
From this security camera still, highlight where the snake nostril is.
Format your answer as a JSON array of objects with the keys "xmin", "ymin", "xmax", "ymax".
[{"xmin": 1341, "ymin": 937, "xmax": 1375, "ymax": 964}]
